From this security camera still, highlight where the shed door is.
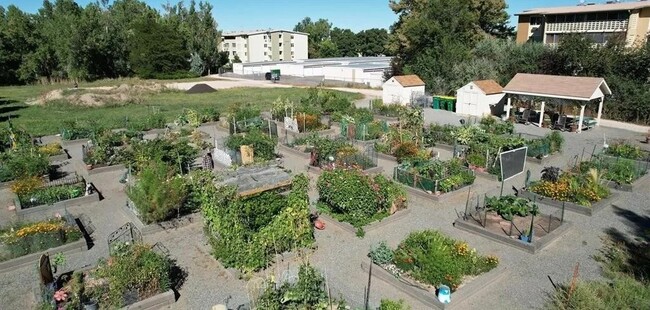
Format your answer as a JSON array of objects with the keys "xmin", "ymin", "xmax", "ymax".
[{"xmin": 469, "ymin": 93, "xmax": 479, "ymax": 115}]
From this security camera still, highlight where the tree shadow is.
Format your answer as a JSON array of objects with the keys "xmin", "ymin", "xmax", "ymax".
[
  {"xmin": 605, "ymin": 205, "xmax": 650, "ymax": 282},
  {"xmin": 169, "ymin": 262, "xmax": 188, "ymax": 301}
]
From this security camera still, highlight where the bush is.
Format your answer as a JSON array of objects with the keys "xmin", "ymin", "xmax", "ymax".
[
  {"xmin": 127, "ymin": 161, "xmax": 188, "ymax": 224},
  {"xmin": 605, "ymin": 141, "xmax": 645, "ymax": 160},
  {"xmin": 393, "ymin": 142, "xmax": 419, "ymax": 163},
  {"xmin": 225, "ymin": 129, "xmax": 277, "ymax": 162},
  {"xmin": 38, "ymin": 143, "xmax": 64, "ymax": 156},
  {"xmin": 0, "ymin": 148, "xmax": 50, "ymax": 181},
  {"xmin": 392, "ymin": 230, "xmax": 498, "ymax": 291},
  {"xmin": 317, "ymin": 169, "xmax": 406, "ymax": 228},
  {"xmin": 0, "ymin": 218, "xmax": 83, "ymax": 261},
  {"xmin": 94, "ymin": 243, "xmax": 172, "ymax": 307},
  {"xmin": 127, "ymin": 113, "xmax": 166, "ymax": 131},
  {"xmin": 124, "ymin": 136, "xmax": 199, "ymax": 174},
  {"xmin": 10, "ymin": 176, "xmax": 44, "ymax": 196}
]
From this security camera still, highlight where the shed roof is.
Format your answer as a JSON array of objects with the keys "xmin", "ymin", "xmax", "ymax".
[
  {"xmin": 503, "ymin": 73, "xmax": 611, "ymax": 101},
  {"xmin": 517, "ymin": 2, "xmax": 650, "ymax": 16},
  {"xmin": 392, "ymin": 75, "xmax": 425, "ymax": 87},
  {"xmin": 472, "ymin": 80, "xmax": 503, "ymax": 95}
]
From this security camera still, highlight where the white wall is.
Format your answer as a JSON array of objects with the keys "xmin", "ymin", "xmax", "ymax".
[
  {"xmin": 247, "ymin": 34, "xmax": 266, "ymax": 63},
  {"xmin": 382, "ymin": 77, "xmax": 424, "ymax": 105},
  {"xmin": 456, "ymin": 82, "xmax": 505, "ymax": 116},
  {"xmin": 292, "ymin": 34, "xmax": 308, "ymax": 60}
]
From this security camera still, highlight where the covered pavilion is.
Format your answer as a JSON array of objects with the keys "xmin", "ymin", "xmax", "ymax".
[{"xmin": 503, "ymin": 73, "xmax": 612, "ymax": 132}]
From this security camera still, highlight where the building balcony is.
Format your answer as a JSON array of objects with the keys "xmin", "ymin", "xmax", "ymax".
[{"xmin": 545, "ymin": 20, "xmax": 628, "ymax": 33}]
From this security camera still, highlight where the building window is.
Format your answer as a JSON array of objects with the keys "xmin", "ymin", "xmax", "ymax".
[
  {"xmin": 232, "ymin": 43, "xmax": 236, "ymax": 48},
  {"xmin": 224, "ymin": 43, "xmax": 229, "ymax": 47},
  {"xmin": 291, "ymin": 43, "xmax": 294, "ymax": 47},
  {"xmin": 530, "ymin": 16, "xmax": 542, "ymax": 25},
  {"xmin": 263, "ymin": 35, "xmax": 267, "ymax": 39},
  {"xmin": 233, "ymin": 51, "xmax": 237, "ymax": 55},
  {"xmin": 291, "ymin": 51, "xmax": 294, "ymax": 55},
  {"xmin": 278, "ymin": 34, "xmax": 282, "ymax": 38},
  {"xmin": 244, "ymin": 44, "xmax": 247, "ymax": 48},
  {"xmin": 264, "ymin": 52, "xmax": 267, "ymax": 56},
  {"xmin": 279, "ymin": 43, "xmax": 282, "ymax": 47},
  {"xmin": 279, "ymin": 51, "xmax": 282, "ymax": 55},
  {"xmin": 291, "ymin": 35, "xmax": 294, "ymax": 39},
  {"xmin": 264, "ymin": 44, "xmax": 267, "ymax": 48}
]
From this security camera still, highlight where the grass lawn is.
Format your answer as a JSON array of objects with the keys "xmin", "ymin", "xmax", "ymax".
[{"xmin": 0, "ymin": 84, "xmax": 361, "ymax": 136}]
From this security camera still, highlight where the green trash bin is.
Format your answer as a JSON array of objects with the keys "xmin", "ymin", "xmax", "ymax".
[
  {"xmin": 432, "ymin": 97, "xmax": 440, "ymax": 109},
  {"xmin": 449, "ymin": 99, "xmax": 455, "ymax": 112}
]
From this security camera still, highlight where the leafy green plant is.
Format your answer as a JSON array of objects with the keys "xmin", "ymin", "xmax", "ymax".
[
  {"xmin": 391, "ymin": 230, "xmax": 498, "ymax": 291},
  {"xmin": 541, "ymin": 166, "xmax": 561, "ymax": 182},
  {"xmin": 605, "ymin": 141, "xmax": 645, "ymax": 160},
  {"xmin": 485, "ymin": 195, "xmax": 540, "ymax": 221},
  {"xmin": 18, "ymin": 183, "xmax": 85, "ymax": 208},
  {"xmin": 379, "ymin": 299, "xmax": 411, "ymax": 310},
  {"xmin": 94, "ymin": 243, "xmax": 172, "ymax": 308},
  {"xmin": 393, "ymin": 141, "xmax": 419, "ymax": 163},
  {"xmin": 127, "ymin": 161, "xmax": 188, "ymax": 224},
  {"xmin": 225, "ymin": 129, "xmax": 277, "ymax": 162},
  {"xmin": 317, "ymin": 169, "xmax": 406, "ymax": 228},
  {"xmin": 256, "ymin": 263, "xmax": 330, "ymax": 309},
  {"xmin": 0, "ymin": 148, "xmax": 50, "ymax": 181},
  {"xmin": 369, "ymin": 241, "xmax": 394, "ymax": 265}
]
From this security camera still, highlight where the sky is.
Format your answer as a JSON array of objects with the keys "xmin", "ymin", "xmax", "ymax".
[{"xmin": 0, "ymin": 0, "xmax": 598, "ymax": 32}]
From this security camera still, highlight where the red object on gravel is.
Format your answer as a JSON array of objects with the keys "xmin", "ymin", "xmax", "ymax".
[{"xmin": 314, "ymin": 220, "xmax": 325, "ymax": 230}]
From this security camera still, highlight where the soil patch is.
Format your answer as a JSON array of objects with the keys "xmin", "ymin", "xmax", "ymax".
[
  {"xmin": 186, "ymin": 83, "xmax": 216, "ymax": 94},
  {"xmin": 26, "ymin": 82, "xmax": 167, "ymax": 106}
]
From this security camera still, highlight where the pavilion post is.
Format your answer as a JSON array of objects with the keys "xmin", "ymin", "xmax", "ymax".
[
  {"xmin": 539, "ymin": 101, "xmax": 545, "ymax": 127},
  {"xmin": 596, "ymin": 96, "xmax": 604, "ymax": 126},
  {"xmin": 578, "ymin": 103, "xmax": 586, "ymax": 133},
  {"xmin": 505, "ymin": 96, "xmax": 512, "ymax": 119}
]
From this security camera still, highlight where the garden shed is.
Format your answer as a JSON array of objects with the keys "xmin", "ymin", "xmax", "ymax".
[
  {"xmin": 217, "ymin": 165, "xmax": 292, "ymax": 197},
  {"xmin": 382, "ymin": 75, "xmax": 426, "ymax": 105},
  {"xmin": 455, "ymin": 80, "xmax": 505, "ymax": 117}
]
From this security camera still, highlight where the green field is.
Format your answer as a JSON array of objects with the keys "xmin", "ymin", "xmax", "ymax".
[{"xmin": 0, "ymin": 83, "xmax": 361, "ymax": 136}]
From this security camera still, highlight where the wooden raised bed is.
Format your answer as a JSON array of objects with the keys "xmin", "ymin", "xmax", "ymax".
[
  {"xmin": 0, "ymin": 238, "xmax": 88, "ymax": 274},
  {"xmin": 307, "ymin": 165, "xmax": 383, "ymax": 176},
  {"xmin": 317, "ymin": 208, "xmax": 411, "ymax": 236},
  {"xmin": 13, "ymin": 192, "xmax": 100, "ymax": 220},
  {"xmin": 120, "ymin": 289, "xmax": 176, "ymax": 309},
  {"xmin": 401, "ymin": 182, "xmax": 473, "ymax": 203},
  {"xmin": 360, "ymin": 262, "xmax": 508, "ymax": 310},
  {"xmin": 601, "ymin": 172, "xmax": 650, "ymax": 192},
  {"xmin": 453, "ymin": 213, "xmax": 573, "ymax": 254},
  {"xmin": 519, "ymin": 190, "xmax": 619, "ymax": 216},
  {"xmin": 86, "ymin": 163, "xmax": 127, "ymax": 176}
]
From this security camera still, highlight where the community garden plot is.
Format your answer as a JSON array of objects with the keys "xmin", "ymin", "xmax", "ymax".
[
  {"xmin": 393, "ymin": 158, "xmax": 476, "ymax": 202},
  {"xmin": 454, "ymin": 195, "xmax": 572, "ymax": 254}
]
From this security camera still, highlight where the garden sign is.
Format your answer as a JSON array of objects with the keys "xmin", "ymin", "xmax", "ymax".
[{"xmin": 499, "ymin": 146, "xmax": 528, "ymax": 182}]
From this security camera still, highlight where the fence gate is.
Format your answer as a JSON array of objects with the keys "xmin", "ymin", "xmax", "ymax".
[{"xmin": 107, "ymin": 222, "xmax": 142, "ymax": 255}]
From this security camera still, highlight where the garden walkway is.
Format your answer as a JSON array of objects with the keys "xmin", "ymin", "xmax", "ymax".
[{"xmin": 1, "ymin": 113, "xmax": 649, "ymax": 309}]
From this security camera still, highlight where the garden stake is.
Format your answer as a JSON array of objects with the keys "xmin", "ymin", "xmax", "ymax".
[
  {"xmin": 591, "ymin": 144, "xmax": 597, "ymax": 161},
  {"xmin": 528, "ymin": 213, "xmax": 535, "ymax": 243},
  {"xmin": 364, "ymin": 258, "xmax": 373, "ymax": 310}
]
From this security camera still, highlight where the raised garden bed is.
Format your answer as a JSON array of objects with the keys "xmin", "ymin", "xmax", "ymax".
[
  {"xmin": 307, "ymin": 164, "xmax": 383, "ymax": 175},
  {"xmin": 393, "ymin": 159, "xmax": 476, "ymax": 202},
  {"xmin": 316, "ymin": 169, "xmax": 407, "ymax": 237},
  {"xmin": 9, "ymin": 175, "xmax": 99, "ymax": 220},
  {"xmin": 573, "ymin": 156, "xmax": 649, "ymax": 192},
  {"xmin": 519, "ymin": 190, "xmax": 618, "ymax": 216},
  {"xmin": 361, "ymin": 262, "xmax": 507, "ymax": 310},
  {"xmin": 601, "ymin": 172, "xmax": 650, "ymax": 192},
  {"xmin": 365, "ymin": 230, "xmax": 502, "ymax": 309},
  {"xmin": 121, "ymin": 199, "xmax": 201, "ymax": 236},
  {"xmin": 120, "ymin": 289, "xmax": 176, "ymax": 310},
  {"xmin": 0, "ymin": 217, "xmax": 88, "ymax": 273},
  {"xmin": 453, "ymin": 195, "xmax": 571, "ymax": 253},
  {"xmin": 317, "ymin": 208, "xmax": 411, "ymax": 236}
]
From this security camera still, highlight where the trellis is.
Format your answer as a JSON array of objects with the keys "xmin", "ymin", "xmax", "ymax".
[{"xmin": 107, "ymin": 222, "xmax": 142, "ymax": 255}]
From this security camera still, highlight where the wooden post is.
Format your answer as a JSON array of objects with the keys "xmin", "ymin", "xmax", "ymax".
[
  {"xmin": 578, "ymin": 104, "xmax": 586, "ymax": 133},
  {"xmin": 596, "ymin": 96, "xmax": 604, "ymax": 126},
  {"xmin": 538, "ymin": 101, "xmax": 545, "ymax": 127}
]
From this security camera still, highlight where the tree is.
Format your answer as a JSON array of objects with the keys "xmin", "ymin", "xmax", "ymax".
[
  {"xmin": 387, "ymin": 0, "xmax": 512, "ymax": 92},
  {"xmin": 129, "ymin": 17, "xmax": 188, "ymax": 78},
  {"xmin": 318, "ymin": 40, "xmax": 339, "ymax": 58},
  {"xmin": 356, "ymin": 28, "xmax": 389, "ymax": 56},
  {"xmin": 294, "ymin": 17, "xmax": 332, "ymax": 58},
  {"xmin": 232, "ymin": 55, "xmax": 241, "ymax": 63},
  {"xmin": 471, "ymin": 0, "xmax": 513, "ymax": 38},
  {"xmin": 330, "ymin": 27, "xmax": 357, "ymax": 57}
]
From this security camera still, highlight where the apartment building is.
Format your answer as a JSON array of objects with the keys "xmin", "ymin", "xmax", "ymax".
[
  {"xmin": 515, "ymin": 1, "xmax": 650, "ymax": 47},
  {"xmin": 220, "ymin": 29, "xmax": 308, "ymax": 63}
]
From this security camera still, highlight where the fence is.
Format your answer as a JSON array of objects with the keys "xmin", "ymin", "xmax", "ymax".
[
  {"xmin": 463, "ymin": 194, "xmax": 565, "ymax": 237},
  {"xmin": 339, "ymin": 121, "xmax": 389, "ymax": 141},
  {"xmin": 393, "ymin": 165, "xmax": 474, "ymax": 194},
  {"xmin": 591, "ymin": 153, "xmax": 649, "ymax": 180},
  {"xmin": 336, "ymin": 146, "xmax": 378, "ymax": 170},
  {"xmin": 107, "ymin": 222, "xmax": 142, "ymax": 255},
  {"xmin": 229, "ymin": 117, "xmax": 278, "ymax": 137},
  {"xmin": 515, "ymin": 133, "xmax": 552, "ymax": 158}
]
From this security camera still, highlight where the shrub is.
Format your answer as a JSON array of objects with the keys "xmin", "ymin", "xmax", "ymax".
[
  {"xmin": 1, "ymin": 148, "xmax": 50, "ymax": 180},
  {"xmin": 94, "ymin": 243, "xmax": 172, "ymax": 307},
  {"xmin": 317, "ymin": 169, "xmax": 406, "ymax": 228},
  {"xmin": 124, "ymin": 136, "xmax": 199, "ymax": 174},
  {"xmin": 0, "ymin": 218, "xmax": 82, "ymax": 261},
  {"xmin": 228, "ymin": 104, "xmax": 260, "ymax": 120},
  {"xmin": 393, "ymin": 142, "xmax": 419, "ymax": 163},
  {"xmin": 392, "ymin": 230, "xmax": 498, "ymax": 291},
  {"xmin": 467, "ymin": 152, "xmax": 487, "ymax": 167},
  {"xmin": 127, "ymin": 161, "xmax": 188, "ymax": 224},
  {"xmin": 11, "ymin": 176, "xmax": 44, "ymax": 196},
  {"xmin": 225, "ymin": 129, "xmax": 277, "ymax": 162},
  {"xmin": 127, "ymin": 113, "xmax": 166, "ymax": 131}
]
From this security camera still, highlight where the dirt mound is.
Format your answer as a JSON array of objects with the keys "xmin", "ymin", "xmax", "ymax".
[
  {"xmin": 26, "ymin": 82, "xmax": 167, "ymax": 106},
  {"xmin": 186, "ymin": 83, "xmax": 216, "ymax": 94}
]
